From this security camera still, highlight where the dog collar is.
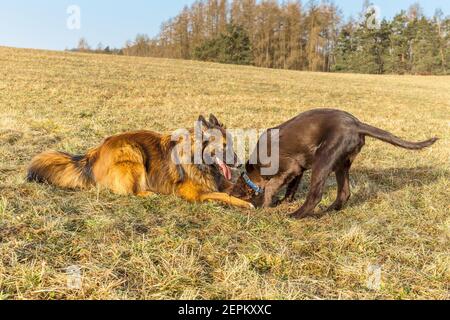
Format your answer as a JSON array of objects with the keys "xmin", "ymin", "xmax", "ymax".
[{"xmin": 242, "ymin": 173, "xmax": 264, "ymax": 195}]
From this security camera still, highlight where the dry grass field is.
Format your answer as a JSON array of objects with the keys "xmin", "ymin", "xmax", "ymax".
[{"xmin": 0, "ymin": 46, "xmax": 448, "ymax": 300}]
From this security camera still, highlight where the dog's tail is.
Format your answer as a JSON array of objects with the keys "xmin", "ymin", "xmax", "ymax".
[
  {"xmin": 358, "ymin": 123, "xmax": 438, "ymax": 150},
  {"xmin": 27, "ymin": 150, "xmax": 97, "ymax": 189}
]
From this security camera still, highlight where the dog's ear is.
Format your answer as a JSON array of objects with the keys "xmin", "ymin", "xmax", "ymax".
[
  {"xmin": 209, "ymin": 114, "xmax": 220, "ymax": 126},
  {"xmin": 209, "ymin": 114, "xmax": 224, "ymax": 128},
  {"xmin": 198, "ymin": 115, "xmax": 211, "ymax": 130}
]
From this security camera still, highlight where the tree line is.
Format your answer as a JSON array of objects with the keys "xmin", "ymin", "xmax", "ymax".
[
  {"xmin": 71, "ymin": 0, "xmax": 450, "ymax": 75},
  {"xmin": 69, "ymin": 38, "xmax": 123, "ymax": 55}
]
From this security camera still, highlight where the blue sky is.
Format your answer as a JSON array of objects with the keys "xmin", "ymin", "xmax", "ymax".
[{"xmin": 1, "ymin": 0, "xmax": 449, "ymax": 50}]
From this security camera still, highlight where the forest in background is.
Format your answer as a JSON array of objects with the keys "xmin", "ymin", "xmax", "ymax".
[{"xmin": 72, "ymin": 0, "xmax": 450, "ymax": 75}]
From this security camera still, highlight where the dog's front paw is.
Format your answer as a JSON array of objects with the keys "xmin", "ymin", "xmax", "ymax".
[
  {"xmin": 289, "ymin": 212, "xmax": 305, "ymax": 220},
  {"xmin": 289, "ymin": 211, "xmax": 323, "ymax": 220},
  {"xmin": 289, "ymin": 209, "xmax": 310, "ymax": 219}
]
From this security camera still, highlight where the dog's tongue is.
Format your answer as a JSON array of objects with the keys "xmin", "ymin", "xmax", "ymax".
[{"xmin": 216, "ymin": 157, "xmax": 232, "ymax": 181}]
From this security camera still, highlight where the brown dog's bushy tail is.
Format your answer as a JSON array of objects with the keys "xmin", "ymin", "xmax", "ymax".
[
  {"xmin": 358, "ymin": 123, "xmax": 438, "ymax": 150},
  {"xmin": 27, "ymin": 150, "xmax": 96, "ymax": 189}
]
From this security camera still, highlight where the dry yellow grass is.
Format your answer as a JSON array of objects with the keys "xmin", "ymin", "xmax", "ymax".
[{"xmin": 0, "ymin": 46, "xmax": 449, "ymax": 300}]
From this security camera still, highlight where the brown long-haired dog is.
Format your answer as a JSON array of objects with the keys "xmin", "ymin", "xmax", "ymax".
[{"xmin": 27, "ymin": 115, "xmax": 254, "ymax": 209}]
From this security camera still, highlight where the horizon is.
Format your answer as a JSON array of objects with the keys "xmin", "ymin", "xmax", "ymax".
[{"xmin": 1, "ymin": 0, "xmax": 449, "ymax": 51}]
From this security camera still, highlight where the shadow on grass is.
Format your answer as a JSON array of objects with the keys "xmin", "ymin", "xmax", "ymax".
[
  {"xmin": 349, "ymin": 166, "xmax": 447, "ymax": 207},
  {"xmin": 287, "ymin": 166, "xmax": 446, "ymax": 209}
]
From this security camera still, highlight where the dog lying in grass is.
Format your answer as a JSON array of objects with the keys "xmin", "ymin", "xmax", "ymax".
[
  {"xmin": 232, "ymin": 109, "xmax": 438, "ymax": 218},
  {"xmin": 27, "ymin": 115, "xmax": 254, "ymax": 209}
]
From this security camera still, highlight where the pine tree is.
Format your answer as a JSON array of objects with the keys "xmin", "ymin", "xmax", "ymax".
[
  {"xmin": 445, "ymin": 17, "xmax": 450, "ymax": 73},
  {"xmin": 218, "ymin": 0, "xmax": 228, "ymax": 34},
  {"xmin": 285, "ymin": 1, "xmax": 304, "ymax": 70},
  {"xmin": 385, "ymin": 12, "xmax": 410, "ymax": 74},
  {"xmin": 412, "ymin": 17, "xmax": 440, "ymax": 74},
  {"xmin": 434, "ymin": 9, "xmax": 448, "ymax": 74},
  {"xmin": 206, "ymin": 0, "xmax": 220, "ymax": 37},
  {"xmin": 173, "ymin": 7, "xmax": 191, "ymax": 59},
  {"xmin": 305, "ymin": 0, "xmax": 321, "ymax": 71},
  {"xmin": 193, "ymin": 24, "xmax": 252, "ymax": 65},
  {"xmin": 333, "ymin": 20, "xmax": 357, "ymax": 72},
  {"xmin": 191, "ymin": 1, "xmax": 206, "ymax": 50}
]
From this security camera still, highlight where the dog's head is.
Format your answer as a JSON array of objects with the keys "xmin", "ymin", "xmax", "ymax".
[
  {"xmin": 173, "ymin": 114, "xmax": 239, "ymax": 180},
  {"xmin": 229, "ymin": 163, "xmax": 266, "ymax": 207},
  {"xmin": 196, "ymin": 114, "xmax": 241, "ymax": 181}
]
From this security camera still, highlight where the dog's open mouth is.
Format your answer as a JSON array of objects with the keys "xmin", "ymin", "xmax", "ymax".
[{"xmin": 215, "ymin": 156, "xmax": 232, "ymax": 181}]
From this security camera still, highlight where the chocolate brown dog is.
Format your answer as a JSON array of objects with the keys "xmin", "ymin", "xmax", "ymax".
[{"xmin": 232, "ymin": 109, "xmax": 438, "ymax": 219}]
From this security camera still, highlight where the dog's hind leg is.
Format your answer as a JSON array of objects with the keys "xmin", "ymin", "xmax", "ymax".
[
  {"xmin": 326, "ymin": 137, "xmax": 364, "ymax": 212},
  {"xmin": 101, "ymin": 162, "xmax": 151, "ymax": 196},
  {"xmin": 290, "ymin": 139, "xmax": 348, "ymax": 219},
  {"xmin": 327, "ymin": 160, "xmax": 352, "ymax": 212}
]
